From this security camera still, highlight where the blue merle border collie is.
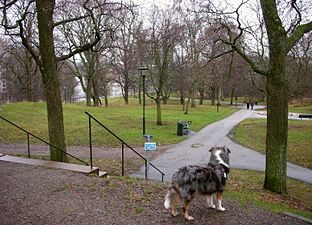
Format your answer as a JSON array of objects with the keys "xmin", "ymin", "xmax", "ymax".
[{"xmin": 164, "ymin": 146, "xmax": 231, "ymax": 220}]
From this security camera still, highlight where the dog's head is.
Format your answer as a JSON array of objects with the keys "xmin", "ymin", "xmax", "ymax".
[{"xmin": 209, "ymin": 146, "xmax": 231, "ymax": 170}]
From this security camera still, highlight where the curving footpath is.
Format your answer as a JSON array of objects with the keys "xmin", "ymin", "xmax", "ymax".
[{"xmin": 133, "ymin": 105, "xmax": 312, "ymax": 184}]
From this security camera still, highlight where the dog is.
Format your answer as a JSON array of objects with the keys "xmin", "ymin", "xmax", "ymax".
[{"xmin": 164, "ymin": 146, "xmax": 231, "ymax": 220}]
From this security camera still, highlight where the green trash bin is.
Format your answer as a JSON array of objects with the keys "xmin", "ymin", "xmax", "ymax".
[{"xmin": 177, "ymin": 121, "xmax": 183, "ymax": 136}]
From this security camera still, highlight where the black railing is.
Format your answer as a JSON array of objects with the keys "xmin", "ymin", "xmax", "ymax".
[
  {"xmin": 85, "ymin": 111, "xmax": 165, "ymax": 182},
  {"xmin": 0, "ymin": 115, "xmax": 89, "ymax": 167}
]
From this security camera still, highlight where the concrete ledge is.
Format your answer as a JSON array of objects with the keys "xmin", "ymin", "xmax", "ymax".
[{"xmin": 0, "ymin": 155, "xmax": 100, "ymax": 175}]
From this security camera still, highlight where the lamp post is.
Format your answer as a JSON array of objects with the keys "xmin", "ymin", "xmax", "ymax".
[{"xmin": 139, "ymin": 66, "xmax": 149, "ymax": 135}]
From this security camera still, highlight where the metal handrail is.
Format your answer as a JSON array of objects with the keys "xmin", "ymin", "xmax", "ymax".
[
  {"xmin": 0, "ymin": 115, "xmax": 89, "ymax": 166},
  {"xmin": 85, "ymin": 111, "xmax": 165, "ymax": 182}
]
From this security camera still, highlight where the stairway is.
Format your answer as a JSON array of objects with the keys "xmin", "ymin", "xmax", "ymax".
[{"xmin": 0, "ymin": 154, "xmax": 107, "ymax": 177}]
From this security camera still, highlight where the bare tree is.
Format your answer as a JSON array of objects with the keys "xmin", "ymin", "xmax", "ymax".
[
  {"xmin": 110, "ymin": 3, "xmax": 141, "ymax": 104},
  {"xmin": 288, "ymin": 33, "xmax": 312, "ymax": 100},
  {"xmin": 0, "ymin": 8, "xmax": 43, "ymax": 102},
  {"xmin": 59, "ymin": 0, "xmax": 120, "ymax": 107},
  {"xmin": 174, "ymin": 0, "xmax": 209, "ymax": 113},
  {"xmin": 1, "ymin": 0, "xmax": 104, "ymax": 162},
  {"xmin": 0, "ymin": 41, "xmax": 43, "ymax": 102},
  {"xmin": 58, "ymin": 62, "xmax": 79, "ymax": 103},
  {"xmin": 143, "ymin": 6, "xmax": 180, "ymax": 125},
  {"xmin": 171, "ymin": 45, "xmax": 189, "ymax": 108},
  {"xmin": 205, "ymin": 0, "xmax": 312, "ymax": 193}
]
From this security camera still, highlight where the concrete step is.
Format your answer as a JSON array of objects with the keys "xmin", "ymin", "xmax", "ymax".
[
  {"xmin": 99, "ymin": 171, "xmax": 108, "ymax": 177},
  {"xmin": 0, "ymin": 154, "xmax": 106, "ymax": 177}
]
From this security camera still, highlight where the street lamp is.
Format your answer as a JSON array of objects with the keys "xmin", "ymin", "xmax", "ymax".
[{"xmin": 139, "ymin": 66, "xmax": 149, "ymax": 136}]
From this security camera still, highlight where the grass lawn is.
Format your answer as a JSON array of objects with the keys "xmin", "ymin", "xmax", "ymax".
[
  {"xmin": 234, "ymin": 118, "xmax": 312, "ymax": 169},
  {"xmin": 231, "ymin": 104, "xmax": 312, "ymax": 219},
  {"xmin": 0, "ymin": 99, "xmax": 237, "ymax": 147},
  {"xmin": 226, "ymin": 169, "xmax": 312, "ymax": 220},
  {"xmin": 289, "ymin": 101, "xmax": 312, "ymax": 114}
]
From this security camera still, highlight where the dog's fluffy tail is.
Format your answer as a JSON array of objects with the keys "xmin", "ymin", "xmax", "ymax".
[
  {"xmin": 164, "ymin": 185, "xmax": 178, "ymax": 209},
  {"xmin": 164, "ymin": 191, "xmax": 171, "ymax": 209}
]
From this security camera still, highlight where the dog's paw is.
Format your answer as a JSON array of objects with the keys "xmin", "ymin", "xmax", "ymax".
[
  {"xmin": 217, "ymin": 206, "xmax": 226, "ymax": 211},
  {"xmin": 184, "ymin": 215, "xmax": 194, "ymax": 220},
  {"xmin": 171, "ymin": 211, "xmax": 179, "ymax": 217},
  {"xmin": 208, "ymin": 204, "xmax": 216, "ymax": 209}
]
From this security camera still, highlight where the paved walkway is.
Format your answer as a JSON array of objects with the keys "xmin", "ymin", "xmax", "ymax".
[{"xmin": 133, "ymin": 106, "xmax": 312, "ymax": 184}]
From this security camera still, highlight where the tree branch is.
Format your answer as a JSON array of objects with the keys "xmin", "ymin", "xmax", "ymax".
[
  {"xmin": 56, "ymin": 0, "xmax": 101, "ymax": 61},
  {"xmin": 202, "ymin": 49, "xmax": 234, "ymax": 67},
  {"xmin": 249, "ymin": 70, "xmax": 265, "ymax": 93},
  {"xmin": 286, "ymin": 0, "xmax": 302, "ymax": 34},
  {"xmin": 53, "ymin": 15, "xmax": 90, "ymax": 28},
  {"xmin": 18, "ymin": 19, "xmax": 41, "ymax": 66},
  {"xmin": 231, "ymin": 44, "xmax": 267, "ymax": 76},
  {"xmin": 286, "ymin": 21, "xmax": 312, "ymax": 54}
]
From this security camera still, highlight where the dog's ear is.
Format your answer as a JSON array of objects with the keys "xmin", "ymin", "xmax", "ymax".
[
  {"xmin": 209, "ymin": 147, "xmax": 214, "ymax": 152},
  {"xmin": 223, "ymin": 145, "xmax": 231, "ymax": 153}
]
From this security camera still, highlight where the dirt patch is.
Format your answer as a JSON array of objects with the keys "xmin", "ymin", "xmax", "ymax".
[{"xmin": 0, "ymin": 161, "xmax": 310, "ymax": 225}]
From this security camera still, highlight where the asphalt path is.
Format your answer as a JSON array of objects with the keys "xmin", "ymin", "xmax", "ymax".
[{"xmin": 133, "ymin": 105, "xmax": 312, "ymax": 184}]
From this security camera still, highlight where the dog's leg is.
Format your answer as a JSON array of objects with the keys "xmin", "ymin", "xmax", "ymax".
[
  {"xmin": 207, "ymin": 194, "xmax": 216, "ymax": 209},
  {"xmin": 183, "ymin": 199, "xmax": 194, "ymax": 220},
  {"xmin": 170, "ymin": 193, "xmax": 180, "ymax": 217},
  {"xmin": 216, "ymin": 192, "xmax": 225, "ymax": 211}
]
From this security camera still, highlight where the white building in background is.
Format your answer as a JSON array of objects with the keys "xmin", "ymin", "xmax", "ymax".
[
  {"xmin": 74, "ymin": 81, "xmax": 123, "ymax": 101},
  {"xmin": 74, "ymin": 82, "xmax": 86, "ymax": 101},
  {"xmin": 109, "ymin": 82, "xmax": 123, "ymax": 97}
]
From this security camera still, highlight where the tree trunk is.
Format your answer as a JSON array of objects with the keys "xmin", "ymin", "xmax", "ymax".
[
  {"xmin": 199, "ymin": 89, "xmax": 204, "ymax": 105},
  {"xmin": 264, "ymin": 36, "xmax": 288, "ymax": 194},
  {"xmin": 217, "ymin": 85, "xmax": 222, "ymax": 106},
  {"xmin": 92, "ymin": 77, "xmax": 100, "ymax": 107},
  {"xmin": 124, "ymin": 74, "xmax": 129, "ymax": 105},
  {"xmin": 104, "ymin": 92, "xmax": 108, "ymax": 107},
  {"xmin": 25, "ymin": 55, "xmax": 33, "ymax": 101},
  {"xmin": 163, "ymin": 96, "xmax": 168, "ymax": 104},
  {"xmin": 180, "ymin": 90, "xmax": 185, "ymax": 111},
  {"xmin": 36, "ymin": 0, "xmax": 67, "ymax": 162},
  {"xmin": 265, "ymin": 72, "xmax": 288, "ymax": 194},
  {"xmin": 261, "ymin": 0, "xmax": 288, "ymax": 194},
  {"xmin": 184, "ymin": 90, "xmax": 191, "ymax": 115},
  {"xmin": 180, "ymin": 95, "xmax": 185, "ymax": 105},
  {"xmin": 211, "ymin": 86, "xmax": 216, "ymax": 105},
  {"xmin": 138, "ymin": 76, "xmax": 142, "ymax": 105},
  {"xmin": 86, "ymin": 78, "xmax": 92, "ymax": 106},
  {"xmin": 191, "ymin": 95, "xmax": 196, "ymax": 108},
  {"xmin": 230, "ymin": 88, "xmax": 234, "ymax": 105},
  {"xmin": 156, "ymin": 97, "xmax": 162, "ymax": 125}
]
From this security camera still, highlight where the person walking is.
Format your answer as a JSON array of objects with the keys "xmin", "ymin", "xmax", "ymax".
[{"xmin": 250, "ymin": 101, "xmax": 254, "ymax": 110}]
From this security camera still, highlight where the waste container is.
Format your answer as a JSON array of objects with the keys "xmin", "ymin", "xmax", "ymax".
[{"xmin": 177, "ymin": 121, "xmax": 184, "ymax": 136}]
